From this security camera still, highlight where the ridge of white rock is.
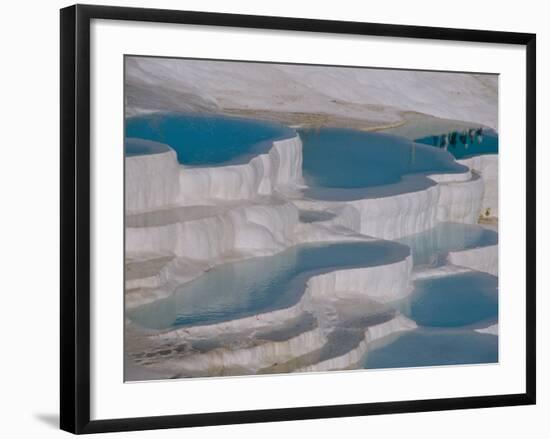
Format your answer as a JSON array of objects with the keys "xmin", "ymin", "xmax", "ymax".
[
  {"xmin": 436, "ymin": 173, "xmax": 485, "ymax": 224},
  {"xmin": 296, "ymin": 314, "xmax": 417, "ymax": 372},
  {"xmin": 447, "ymin": 245, "xmax": 498, "ymax": 276},
  {"xmin": 178, "ymin": 136, "xmax": 303, "ymax": 205},
  {"xmin": 307, "ymin": 256, "xmax": 413, "ymax": 304},
  {"xmin": 302, "ymin": 171, "xmax": 484, "ymax": 240},
  {"xmin": 411, "ymin": 265, "xmax": 474, "ymax": 281},
  {"xmin": 159, "ymin": 325, "xmax": 327, "ymax": 376},
  {"xmin": 367, "ymin": 314, "xmax": 418, "ymax": 342},
  {"xmin": 458, "ymin": 155, "xmax": 498, "ymax": 217},
  {"xmin": 475, "ymin": 323, "xmax": 498, "ymax": 335},
  {"xmin": 125, "ymin": 134, "xmax": 303, "ymax": 214},
  {"xmin": 126, "ymin": 57, "xmax": 498, "ymax": 130},
  {"xmin": 126, "ymin": 201, "xmax": 299, "ymax": 260},
  {"xmin": 126, "ymin": 149, "xmax": 180, "ymax": 213}
]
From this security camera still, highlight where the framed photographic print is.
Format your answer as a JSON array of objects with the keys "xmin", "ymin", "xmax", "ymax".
[{"xmin": 60, "ymin": 4, "xmax": 536, "ymax": 434}]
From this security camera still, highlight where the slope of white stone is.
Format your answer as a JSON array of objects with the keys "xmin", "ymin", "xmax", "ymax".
[
  {"xmin": 436, "ymin": 173, "xmax": 485, "ymax": 223},
  {"xmin": 412, "ymin": 265, "xmax": 474, "ymax": 281},
  {"xmin": 126, "ymin": 201, "xmax": 299, "ymax": 260},
  {"xmin": 459, "ymin": 155, "xmax": 498, "ymax": 217},
  {"xmin": 307, "ymin": 256, "xmax": 413, "ymax": 304},
  {"xmin": 126, "ymin": 149, "xmax": 180, "ymax": 213},
  {"xmin": 155, "ymin": 299, "xmax": 308, "ymax": 341},
  {"xmin": 310, "ymin": 174, "xmax": 483, "ymax": 241},
  {"xmin": 296, "ymin": 336, "xmax": 369, "ymax": 373},
  {"xmin": 366, "ymin": 314, "xmax": 418, "ymax": 342},
  {"xmin": 475, "ymin": 323, "xmax": 498, "ymax": 335},
  {"xmin": 160, "ymin": 326, "xmax": 327, "ymax": 375},
  {"xmin": 448, "ymin": 245, "xmax": 498, "ymax": 276},
  {"xmin": 346, "ymin": 185, "xmax": 441, "ymax": 239},
  {"xmin": 126, "ymin": 57, "xmax": 498, "ymax": 130},
  {"xmin": 296, "ymin": 314, "xmax": 417, "ymax": 372},
  {"xmin": 126, "ymin": 134, "xmax": 302, "ymax": 214},
  {"xmin": 178, "ymin": 135, "xmax": 303, "ymax": 204}
]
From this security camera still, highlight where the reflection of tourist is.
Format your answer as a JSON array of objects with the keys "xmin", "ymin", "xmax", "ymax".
[
  {"xmin": 475, "ymin": 127, "xmax": 483, "ymax": 143},
  {"xmin": 440, "ymin": 134, "xmax": 448, "ymax": 149},
  {"xmin": 449, "ymin": 131, "xmax": 457, "ymax": 146}
]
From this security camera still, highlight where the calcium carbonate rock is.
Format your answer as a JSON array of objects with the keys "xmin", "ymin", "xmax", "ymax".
[
  {"xmin": 177, "ymin": 136, "xmax": 303, "ymax": 205},
  {"xmin": 458, "ymin": 155, "xmax": 498, "ymax": 217},
  {"xmin": 436, "ymin": 174, "xmax": 485, "ymax": 223},
  {"xmin": 307, "ymin": 256, "xmax": 413, "ymax": 304},
  {"xmin": 126, "ymin": 148, "xmax": 180, "ymax": 213},
  {"xmin": 448, "ymin": 245, "xmax": 498, "ymax": 276},
  {"xmin": 126, "ymin": 201, "xmax": 299, "ymax": 260}
]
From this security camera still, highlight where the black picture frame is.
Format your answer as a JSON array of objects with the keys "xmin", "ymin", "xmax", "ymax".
[{"xmin": 60, "ymin": 4, "xmax": 536, "ymax": 434}]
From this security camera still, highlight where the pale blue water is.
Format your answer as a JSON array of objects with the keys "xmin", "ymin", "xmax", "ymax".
[
  {"xmin": 415, "ymin": 128, "xmax": 498, "ymax": 159},
  {"xmin": 127, "ymin": 241, "xmax": 409, "ymax": 330},
  {"xmin": 364, "ymin": 329, "xmax": 498, "ymax": 368},
  {"xmin": 300, "ymin": 128, "xmax": 468, "ymax": 201},
  {"xmin": 125, "ymin": 112, "xmax": 295, "ymax": 166},
  {"xmin": 363, "ymin": 271, "xmax": 498, "ymax": 369},
  {"xmin": 398, "ymin": 222, "xmax": 498, "ymax": 268},
  {"xmin": 401, "ymin": 272, "xmax": 498, "ymax": 327}
]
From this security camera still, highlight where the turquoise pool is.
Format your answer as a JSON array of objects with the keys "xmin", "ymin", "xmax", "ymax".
[
  {"xmin": 401, "ymin": 272, "xmax": 498, "ymax": 328},
  {"xmin": 125, "ymin": 112, "xmax": 295, "ymax": 166},
  {"xmin": 300, "ymin": 128, "xmax": 468, "ymax": 201},
  {"xmin": 363, "ymin": 271, "xmax": 498, "ymax": 369},
  {"xmin": 127, "ymin": 240, "xmax": 409, "ymax": 330},
  {"xmin": 363, "ymin": 329, "xmax": 498, "ymax": 368}
]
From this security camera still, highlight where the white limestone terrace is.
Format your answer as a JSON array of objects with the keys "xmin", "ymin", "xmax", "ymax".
[{"xmin": 124, "ymin": 128, "xmax": 498, "ymax": 379}]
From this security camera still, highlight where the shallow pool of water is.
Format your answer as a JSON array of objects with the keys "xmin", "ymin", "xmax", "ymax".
[
  {"xmin": 299, "ymin": 128, "xmax": 468, "ymax": 201},
  {"xmin": 363, "ymin": 328, "xmax": 498, "ymax": 369},
  {"xmin": 415, "ymin": 128, "xmax": 498, "ymax": 159},
  {"xmin": 125, "ymin": 112, "xmax": 295, "ymax": 166},
  {"xmin": 127, "ymin": 241, "xmax": 409, "ymax": 330},
  {"xmin": 398, "ymin": 222, "xmax": 498, "ymax": 268},
  {"xmin": 400, "ymin": 272, "xmax": 498, "ymax": 327}
]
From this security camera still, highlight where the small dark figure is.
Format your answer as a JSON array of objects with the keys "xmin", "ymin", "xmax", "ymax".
[
  {"xmin": 475, "ymin": 127, "xmax": 484, "ymax": 143},
  {"xmin": 449, "ymin": 131, "xmax": 457, "ymax": 146},
  {"xmin": 440, "ymin": 134, "xmax": 448, "ymax": 149}
]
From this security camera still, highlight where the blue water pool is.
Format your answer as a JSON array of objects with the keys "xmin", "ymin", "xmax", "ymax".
[
  {"xmin": 361, "ymin": 269, "xmax": 498, "ymax": 369},
  {"xmin": 398, "ymin": 222, "xmax": 498, "ymax": 268},
  {"xmin": 125, "ymin": 112, "xmax": 295, "ymax": 166},
  {"xmin": 127, "ymin": 241, "xmax": 409, "ymax": 330},
  {"xmin": 415, "ymin": 128, "xmax": 498, "ymax": 159},
  {"xmin": 401, "ymin": 272, "xmax": 498, "ymax": 328},
  {"xmin": 363, "ymin": 329, "xmax": 498, "ymax": 369},
  {"xmin": 299, "ymin": 128, "xmax": 468, "ymax": 201}
]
